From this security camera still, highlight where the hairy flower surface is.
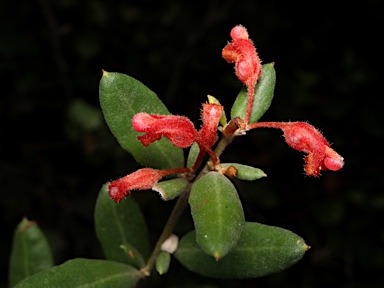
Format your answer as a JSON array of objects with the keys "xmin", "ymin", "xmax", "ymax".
[
  {"xmin": 132, "ymin": 113, "xmax": 197, "ymax": 148},
  {"xmin": 109, "ymin": 167, "xmax": 191, "ymax": 202},
  {"xmin": 197, "ymin": 103, "xmax": 224, "ymax": 151},
  {"xmin": 248, "ymin": 121, "xmax": 344, "ymax": 176},
  {"xmin": 222, "ymin": 25, "xmax": 262, "ymax": 123}
]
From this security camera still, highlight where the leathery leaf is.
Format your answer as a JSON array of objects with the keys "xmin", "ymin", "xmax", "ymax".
[
  {"xmin": 99, "ymin": 71, "xmax": 184, "ymax": 169},
  {"xmin": 95, "ymin": 183, "xmax": 151, "ymax": 266},
  {"xmin": 189, "ymin": 172, "xmax": 245, "ymax": 259},
  {"xmin": 175, "ymin": 222, "xmax": 309, "ymax": 279}
]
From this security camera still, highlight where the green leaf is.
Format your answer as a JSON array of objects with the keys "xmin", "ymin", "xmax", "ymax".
[
  {"xmin": 153, "ymin": 178, "xmax": 189, "ymax": 201},
  {"xmin": 14, "ymin": 259, "xmax": 142, "ymax": 288},
  {"xmin": 99, "ymin": 71, "xmax": 184, "ymax": 169},
  {"xmin": 155, "ymin": 251, "xmax": 171, "ymax": 275},
  {"xmin": 189, "ymin": 172, "xmax": 245, "ymax": 259},
  {"xmin": 175, "ymin": 222, "xmax": 309, "ymax": 279},
  {"xmin": 95, "ymin": 183, "xmax": 151, "ymax": 265},
  {"xmin": 231, "ymin": 63, "xmax": 276, "ymax": 123},
  {"xmin": 9, "ymin": 218, "xmax": 54, "ymax": 287},
  {"xmin": 221, "ymin": 163, "xmax": 267, "ymax": 181},
  {"xmin": 186, "ymin": 142, "xmax": 200, "ymax": 169}
]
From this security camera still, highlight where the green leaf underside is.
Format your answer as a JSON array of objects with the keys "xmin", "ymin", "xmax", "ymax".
[
  {"xmin": 9, "ymin": 218, "xmax": 54, "ymax": 287},
  {"xmin": 175, "ymin": 222, "xmax": 308, "ymax": 279},
  {"xmin": 231, "ymin": 63, "xmax": 276, "ymax": 123},
  {"xmin": 189, "ymin": 172, "xmax": 245, "ymax": 259},
  {"xmin": 186, "ymin": 142, "xmax": 200, "ymax": 169},
  {"xmin": 14, "ymin": 259, "xmax": 141, "ymax": 288},
  {"xmin": 99, "ymin": 72, "xmax": 184, "ymax": 169},
  {"xmin": 95, "ymin": 183, "xmax": 150, "ymax": 266},
  {"xmin": 153, "ymin": 178, "xmax": 189, "ymax": 201},
  {"xmin": 221, "ymin": 163, "xmax": 266, "ymax": 181}
]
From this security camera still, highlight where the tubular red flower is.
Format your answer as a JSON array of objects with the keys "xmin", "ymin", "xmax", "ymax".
[
  {"xmin": 197, "ymin": 103, "xmax": 224, "ymax": 149},
  {"xmin": 248, "ymin": 121, "xmax": 344, "ymax": 176},
  {"xmin": 108, "ymin": 167, "xmax": 191, "ymax": 202},
  {"xmin": 192, "ymin": 104, "xmax": 223, "ymax": 169},
  {"xmin": 222, "ymin": 25, "xmax": 262, "ymax": 123},
  {"xmin": 132, "ymin": 113, "xmax": 197, "ymax": 148}
]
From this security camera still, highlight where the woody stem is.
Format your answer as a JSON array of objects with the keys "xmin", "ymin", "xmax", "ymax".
[
  {"xmin": 140, "ymin": 133, "xmax": 235, "ymax": 276},
  {"xmin": 140, "ymin": 182, "xmax": 192, "ymax": 276}
]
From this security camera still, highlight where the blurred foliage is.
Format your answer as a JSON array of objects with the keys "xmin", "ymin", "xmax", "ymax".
[{"xmin": 0, "ymin": 0, "xmax": 383, "ymax": 287}]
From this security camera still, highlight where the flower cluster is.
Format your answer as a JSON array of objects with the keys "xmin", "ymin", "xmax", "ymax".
[
  {"xmin": 108, "ymin": 24, "xmax": 344, "ymax": 203},
  {"xmin": 222, "ymin": 25, "xmax": 344, "ymax": 177},
  {"xmin": 108, "ymin": 103, "xmax": 223, "ymax": 202}
]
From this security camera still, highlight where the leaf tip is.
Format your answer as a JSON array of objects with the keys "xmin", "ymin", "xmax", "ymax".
[
  {"xmin": 296, "ymin": 239, "xmax": 310, "ymax": 251},
  {"xmin": 213, "ymin": 252, "xmax": 221, "ymax": 261},
  {"xmin": 18, "ymin": 218, "xmax": 36, "ymax": 233},
  {"xmin": 102, "ymin": 69, "xmax": 109, "ymax": 77}
]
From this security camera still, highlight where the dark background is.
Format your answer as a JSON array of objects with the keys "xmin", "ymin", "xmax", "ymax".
[{"xmin": 1, "ymin": 0, "xmax": 383, "ymax": 287}]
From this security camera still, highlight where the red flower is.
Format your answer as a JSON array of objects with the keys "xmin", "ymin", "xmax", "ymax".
[
  {"xmin": 222, "ymin": 25, "xmax": 262, "ymax": 123},
  {"xmin": 192, "ymin": 103, "xmax": 224, "ymax": 169},
  {"xmin": 132, "ymin": 113, "xmax": 197, "ymax": 148},
  {"xmin": 248, "ymin": 121, "xmax": 344, "ymax": 176},
  {"xmin": 109, "ymin": 167, "xmax": 191, "ymax": 202},
  {"xmin": 197, "ymin": 103, "xmax": 224, "ymax": 151},
  {"xmin": 132, "ymin": 103, "xmax": 223, "ymax": 171}
]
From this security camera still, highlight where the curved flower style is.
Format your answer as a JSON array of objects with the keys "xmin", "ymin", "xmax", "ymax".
[
  {"xmin": 222, "ymin": 25, "xmax": 262, "ymax": 123},
  {"xmin": 248, "ymin": 121, "xmax": 344, "ymax": 176}
]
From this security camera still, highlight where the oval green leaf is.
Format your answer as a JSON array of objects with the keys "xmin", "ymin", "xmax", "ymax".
[
  {"xmin": 189, "ymin": 172, "xmax": 245, "ymax": 259},
  {"xmin": 9, "ymin": 218, "xmax": 54, "ymax": 287},
  {"xmin": 99, "ymin": 71, "xmax": 184, "ymax": 169},
  {"xmin": 14, "ymin": 259, "xmax": 142, "ymax": 288},
  {"xmin": 175, "ymin": 222, "xmax": 309, "ymax": 279},
  {"xmin": 153, "ymin": 178, "xmax": 189, "ymax": 201},
  {"xmin": 221, "ymin": 163, "xmax": 267, "ymax": 181},
  {"xmin": 230, "ymin": 63, "xmax": 276, "ymax": 123},
  {"xmin": 186, "ymin": 142, "xmax": 200, "ymax": 169},
  {"xmin": 95, "ymin": 183, "xmax": 151, "ymax": 266}
]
